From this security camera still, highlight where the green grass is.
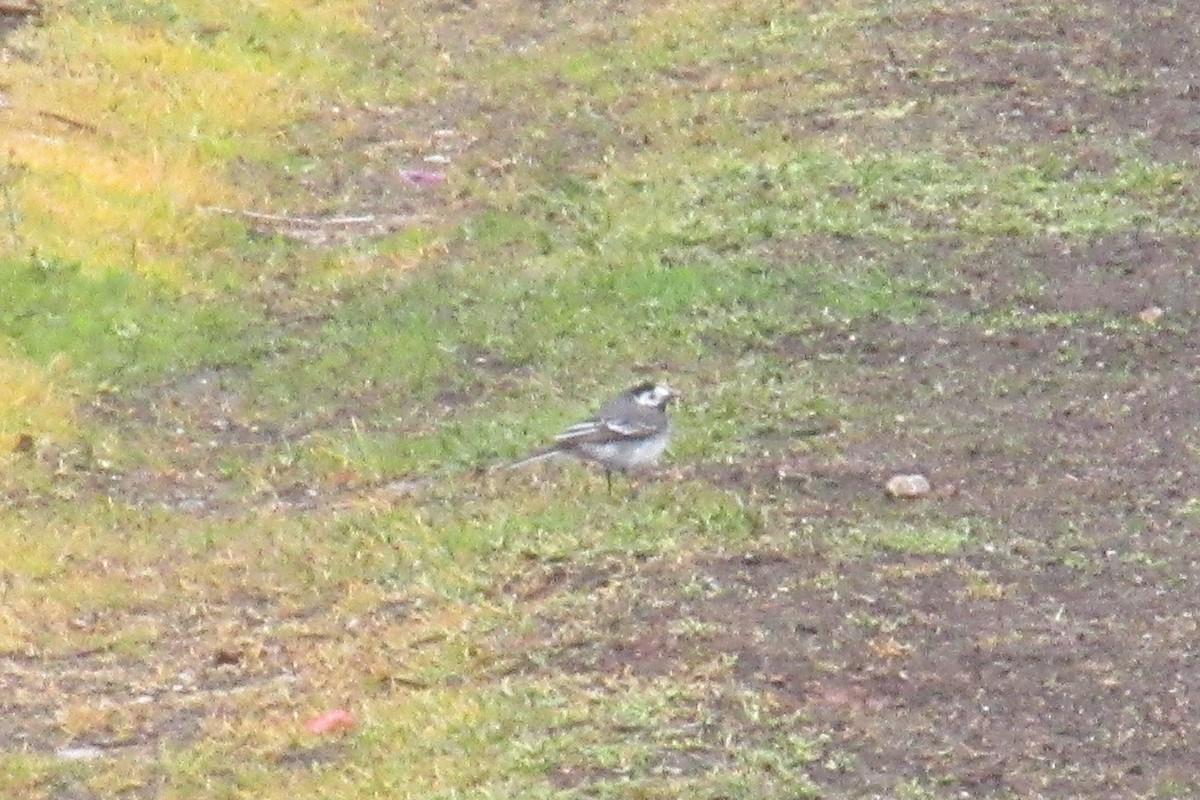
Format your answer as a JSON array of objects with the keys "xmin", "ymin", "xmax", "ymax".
[
  {"xmin": 848, "ymin": 519, "xmax": 975, "ymax": 556},
  {"xmin": 1, "ymin": 255, "xmax": 256, "ymax": 382}
]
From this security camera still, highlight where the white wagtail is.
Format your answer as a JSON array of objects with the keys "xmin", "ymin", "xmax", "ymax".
[{"xmin": 511, "ymin": 381, "xmax": 680, "ymax": 489}]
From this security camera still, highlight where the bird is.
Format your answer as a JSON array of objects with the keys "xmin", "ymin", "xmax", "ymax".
[{"xmin": 510, "ymin": 381, "xmax": 680, "ymax": 490}]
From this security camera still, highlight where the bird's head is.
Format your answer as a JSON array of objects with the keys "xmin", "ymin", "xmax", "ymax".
[{"xmin": 629, "ymin": 381, "xmax": 680, "ymax": 409}]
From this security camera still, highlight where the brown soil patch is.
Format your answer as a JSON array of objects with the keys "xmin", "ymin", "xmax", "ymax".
[
  {"xmin": 533, "ymin": 546, "xmax": 1199, "ymax": 797},
  {"xmin": 805, "ymin": 0, "xmax": 1200, "ymax": 162}
]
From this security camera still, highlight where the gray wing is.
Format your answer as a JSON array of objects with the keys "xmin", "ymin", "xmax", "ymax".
[{"xmin": 554, "ymin": 413, "xmax": 660, "ymax": 445}]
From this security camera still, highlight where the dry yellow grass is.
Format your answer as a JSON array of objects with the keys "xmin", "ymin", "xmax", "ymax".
[
  {"xmin": 0, "ymin": 1, "xmax": 369, "ymax": 282},
  {"xmin": 0, "ymin": 345, "xmax": 76, "ymax": 453}
]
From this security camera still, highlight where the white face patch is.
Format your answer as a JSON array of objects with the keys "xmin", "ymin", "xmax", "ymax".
[{"xmin": 635, "ymin": 383, "xmax": 676, "ymax": 407}]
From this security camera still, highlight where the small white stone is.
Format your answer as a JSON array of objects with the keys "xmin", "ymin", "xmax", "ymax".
[
  {"xmin": 885, "ymin": 474, "xmax": 931, "ymax": 499},
  {"xmin": 1138, "ymin": 306, "xmax": 1164, "ymax": 324},
  {"xmin": 57, "ymin": 746, "xmax": 105, "ymax": 761}
]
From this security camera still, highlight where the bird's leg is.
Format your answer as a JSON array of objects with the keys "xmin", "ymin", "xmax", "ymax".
[{"xmin": 605, "ymin": 468, "xmax": 613, "ymax": 494}]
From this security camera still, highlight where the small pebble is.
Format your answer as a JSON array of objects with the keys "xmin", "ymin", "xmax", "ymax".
[
  {"xmin": 57, "ymin": 746, "xmax": 105, "ymax": 761},
  {"xmin": 886, "ymin": 473, "xmax": 931, "ymax": 499},
  {"xmin": 1138, "ymin": 306, "xmax": 1164, "ymax": 325}
]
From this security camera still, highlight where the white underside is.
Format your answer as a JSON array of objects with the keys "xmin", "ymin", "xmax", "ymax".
[{"xmin": 577, "ymin": 431, "xmax": 669, "ymax": 471}]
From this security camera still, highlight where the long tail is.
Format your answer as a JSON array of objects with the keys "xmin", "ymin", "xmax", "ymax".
[{"xmin": 508, "ymin": 447, "xmax": 563, "ymax": 469}]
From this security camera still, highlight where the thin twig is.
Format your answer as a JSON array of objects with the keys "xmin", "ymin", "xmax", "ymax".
[
  {"xmin": 33, "ymin": 109, "xmax": 100, "ymax": 133},
  {"xmin": 199, "ymin": 205, "xmax": 379, "ymax": 227},
  {"xmin": 0, "ymin": 99, "xmax": 100, "ymax": 134}
]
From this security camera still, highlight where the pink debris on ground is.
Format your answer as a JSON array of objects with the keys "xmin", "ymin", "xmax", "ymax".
[{"xmin": 305, "ymin": 708, "xmax": 356, "ymax": 734}]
